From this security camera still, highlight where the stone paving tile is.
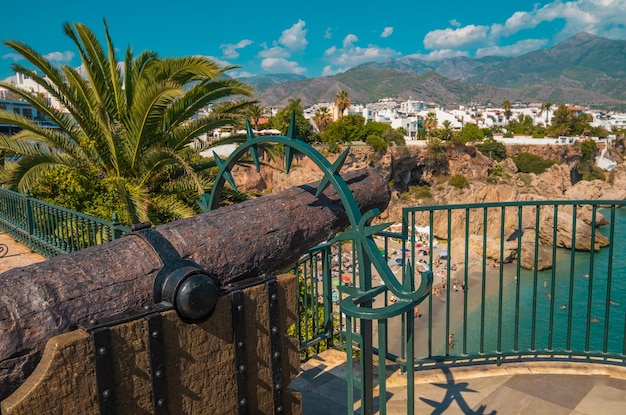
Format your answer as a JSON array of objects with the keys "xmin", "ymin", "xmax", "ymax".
[
  {"xmin": 503, "ymin": 374, "xmax": 595, "ymax": 410},
  {"xmin": 572, "ymin": 384, "xmax": 626, "ymax": 415},
  {"xmin": 477, "ymin": 385, "xmax": 573, "ymax": 415}
]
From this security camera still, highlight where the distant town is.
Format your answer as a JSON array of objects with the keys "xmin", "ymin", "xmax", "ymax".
[{"xmin": 2, "ymin": 70, "xmax": 626, "ymax": 142}]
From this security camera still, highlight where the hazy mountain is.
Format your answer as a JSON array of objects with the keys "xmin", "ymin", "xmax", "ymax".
[{"xmin": 250, "ymin": 32, "xmax": 626, "ymax": 110}]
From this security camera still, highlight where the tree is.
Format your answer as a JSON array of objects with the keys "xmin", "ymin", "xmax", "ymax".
[
  {"xmin": 245, "ymin": 104, "xmax": 268, "ymax": 129},
  {"xmin": 0, "ymin": 20, "xmax": 255, "ymax": 226},
  {"xmin": 425, "ymin": 138, "xmax": 449, "ymax": 175},
  {"xmin": 502, "ymin": 100, "xmax": 512, "ymax": 125},
  {"xmin": 456, "ymin": 123, "xmax": 483, "ymax": 143},
  {"xmin": 312, "ymin": 106, "xmax": 333, "ymax": 133},
  {"xmin": 270, "ymin": 98, "xmax": 313, "ymax": 142},
  {"xmin": 540, "ymin": 102, "xmax": 553, "ymax": 125},
  {"xmin": 440, "ymin": 120, "xmax": 453, "ymax": 141},
  {"xmin": 321, "ymin": 114, "xmax": 365, "ymax": 144},
  {"xmin": 334, "ymin": 90, "xmax": 351, "ymax": 118},
  {"xmin": 423, "ymin": 112, "xmax": 438, "ymax": 138}
]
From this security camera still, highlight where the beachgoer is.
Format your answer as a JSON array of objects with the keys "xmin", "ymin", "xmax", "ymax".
[
  {"xmin": 414, "ymin": 306, "xmax": 420, "ymax": 319},
  {"xmin": 591, "ymin": 316, "xmax": 599, "ymax": 323},
  {"xmin": 448, "ymin": 333, "xmax": 454, "ymax": 349},
  {"xmin": 560, "ymin": 304, "xmax": 567, "ymax": 310}
]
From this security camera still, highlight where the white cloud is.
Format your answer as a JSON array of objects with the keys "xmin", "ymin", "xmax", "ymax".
[
  {"xmin": 420, "ymin": 0, "xmax": 626, "ymax": 59},
  {"xmin": 476, "ymin": 38, "xmax": 548, "ymax": 58},
  {"xmin": 2, "ymin": 53, "xmax": 24, "ymax": 62},
  {"xmin": 404, "ymin": 49, "xmax": 470, "ymax": 61},
  {"xmin": 324, "ymin": 28, "xmax": 333, "ymax": 39},
  {"xmin": 343, "ymin": 34, "xmax": 358, "ymax": 48},
  {"xmin": 424, "ymin": 25, "xmax": 490, "ymax": 49},
  {"xmin": 261, "ymin": 57, "xmax": 306, "ymax": 74},
  {"xmin": 220, "ymin": 39, "xmax": 253, "ymax": 59},
  {"xmin": 258, "ymin": 46, "xmax": 290, "ymax": 59},
  {"xmin": 381, "ymin": 27, "xmax": 393, "ymax": 38},
  {"xmin": 279, "ymin": 20, "xmax": 308, "ymax": 51},
  {"xmin": 43, "ymin": 51, "xmax": 75, "ymax": 63}
]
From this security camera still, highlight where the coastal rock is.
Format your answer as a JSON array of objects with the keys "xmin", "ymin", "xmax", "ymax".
[
  {"xmin": 467, "ymin": 235, "xmax": 517, "ymax": 264},
  {"xmin": 518, "ymin": 236, "xmax": 553, "ymax": 270}
]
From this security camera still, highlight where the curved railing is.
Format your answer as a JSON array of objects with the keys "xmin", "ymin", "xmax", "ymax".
[{"xmin": 293, "ymin": 199, "xmax": 626, "ymax": 412}]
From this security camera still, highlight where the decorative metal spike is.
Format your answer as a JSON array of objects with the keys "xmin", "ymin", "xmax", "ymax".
[
  {"xmin": 287, "ymin": 111, "xmax": 297, "ymax": 139},
  {"xmin": 223, "ymin": 170, "xmax": 238, "ymax": 193},
  {"xmin": 213, "ymin": 152, "xmax": 239, "ymax": 192},
  {"xmin": 315, "ymin": 147, "xmax": 350, "ymax": 198},
  {"xmin": 196, "ymin": 193, "xmax": 211, "ymax": 212},
  {"xmin": 285, "ymin": 145, "xmax": 294, "ymax": 174},
  {"xmin": 245, "ymin": 119, "xmax": 261, "ymax": 172},
  {"xmin": 245, "ymin": 117, "xmax": 256, "ymax": 139}
]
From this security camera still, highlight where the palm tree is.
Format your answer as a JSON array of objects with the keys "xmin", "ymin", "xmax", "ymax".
[
  {"xmin": 0, "ymin": 20, "xmax": 255, "ymax": 226},
  {"xmin": 245, "ymin": 104, "xmax": 267, "ymax": 129},
  {"xmin": 502, "ymin": 100, "xmax": 512, "ymax": 125},
  {"xmin": 334, "ymin": 90, "xmax": 351, "ymax": 119},
  {"xmin": 312, "ymin": 106, "xmax": 332, "ymax": 132},
  {"xmin": 423, "ymin": 112, "xmax": 438, "ymax": 138},
  {"xmin": 540, "ymin": 102, "xmax": 553, "ymax": 126}
]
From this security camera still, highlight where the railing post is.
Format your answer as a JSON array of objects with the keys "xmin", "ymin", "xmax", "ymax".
[
  {"xmin": 24, "ymin": 190, "xmax": 35, "ymax": 242},
  {"xmin": 110, "ymin": 213, "xmax": 125, "ymax": 240}
]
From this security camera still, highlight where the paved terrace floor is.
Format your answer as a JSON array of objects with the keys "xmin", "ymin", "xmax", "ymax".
[
  {"xmin": 0, "ymin": 232, "xmax": 45, "ymax": 274},
  {"xmin": 292, "ymin": 348, "xmax": 626, "ymax": 414}
]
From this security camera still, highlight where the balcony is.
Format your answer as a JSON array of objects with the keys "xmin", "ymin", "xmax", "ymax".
[{"xmin": 290, "ymin": 199, "xmax": 626, "ymax": 414}]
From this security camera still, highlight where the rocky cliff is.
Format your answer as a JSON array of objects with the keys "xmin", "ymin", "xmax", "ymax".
[{"xmin": 231, "ymin": 140, "xmax": 626, "ymax": 270}]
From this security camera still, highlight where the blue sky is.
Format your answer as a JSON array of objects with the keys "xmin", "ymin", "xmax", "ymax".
[{"xmin": 1, "ymin": 0, "xmax": 626, "ymax": 81}]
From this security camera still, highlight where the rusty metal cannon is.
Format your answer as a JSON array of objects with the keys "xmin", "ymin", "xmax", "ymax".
[{"xmin": 0, "ymin": 164, "xmax": 390, "ymax": 414}]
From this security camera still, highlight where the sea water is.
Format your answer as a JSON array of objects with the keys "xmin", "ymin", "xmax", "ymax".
[{"xmin": 453, "ymin": 207, "xmax": 626, "ymax": 356}]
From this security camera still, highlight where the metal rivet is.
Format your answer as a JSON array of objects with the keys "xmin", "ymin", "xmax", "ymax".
[
  {"xmin": 97, "ymin": 347, "xmax": 107, "ymax": 356},
  {"xmin": 89, "ymin": 318, "xmax": 98, "ymax": 325},
  {"xmin": 277, "ymin": 406, "xmax": 283, "ymax": 412},
  {"xmin": 274, "ymin": 351, "xmax": 280, "ymax": 359},
  {"xmin": 156, "ymin": 398, "xmax": 165, "ymax": 407},
  {"xmin": 239, "ymin": 365, "xmax": 246, "ymax": 373},
  {"xmin": 237, "ymin": 305, "xmax": 244, "ymax": 312},
  {"xmin": 275, "ymin": 383, "xmax": 282, "ymax": 390},
  {"xmin": 239, "ymin": 399, "xmax": 247, "ymax": 407},
  {"xmin": 272, "ymin": 326, "xmax": 279, "ymax": 334},
  {"xmin": 238, "ymin": 341, "xmax": 245, "ymax": 348},
  {"xmin": 271, "ymin": 293, "xmax": 278, "ymax": 301},
  {"xmin": 155, "ymin": 370, "xmax": 163, "ymax": 378},
  {"xmin": 102, "ymin": 389, "xmax": 111, "ymax": 399},
  {"xmin": 151, "ymin": 330, "xmax": 160, "ymax": 339}
]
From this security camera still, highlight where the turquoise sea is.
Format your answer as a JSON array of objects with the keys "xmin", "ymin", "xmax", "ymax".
[{"xmin": 452, "ymin": 207, "xmax": 626, "ymax": 355}]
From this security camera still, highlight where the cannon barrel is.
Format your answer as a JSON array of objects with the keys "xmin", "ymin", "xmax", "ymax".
[{"xmin": 0, "ymin": 168, "xmax": 390, "ymax": 399}]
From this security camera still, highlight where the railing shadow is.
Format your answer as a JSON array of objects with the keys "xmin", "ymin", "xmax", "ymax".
[{"xmin": 419, "ymin": 367, "xmax": 496, "ymax": 415}]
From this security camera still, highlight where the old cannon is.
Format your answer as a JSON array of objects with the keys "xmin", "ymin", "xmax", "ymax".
[{"xmin": 0, "ymin": 163, "xmax": 390, "ymax": 414}]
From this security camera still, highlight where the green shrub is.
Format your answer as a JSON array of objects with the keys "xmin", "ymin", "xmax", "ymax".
[
  {"xmin": 366, "ymin": 134, "xmax": 388, "ymax": 152},
  {"xmin": 513, "ymin": 152, "xmax": 557, "ymax": 174},
  {"xmin": 409, "ymin": 185, "xmax": 432, "ymax": 199},
  {"xmin": 477, "ymin": 139, "xmax": 507, "ymax": 161},
  {"xmin": 518, "ymin": 173, "xmax": 532, "ymax": 187},
  {"xmin": 449, "ymin": 174, "xmax": 469, "ymax": 189}
]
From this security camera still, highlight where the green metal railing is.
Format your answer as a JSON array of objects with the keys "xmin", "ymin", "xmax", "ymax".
[
  {"xmin": 293, "ymin": 199, "xmax": 626, "ymax": 414},
  {"xmin": 0, "ymin": 188, "xmax": 129, "ymax": 258}
]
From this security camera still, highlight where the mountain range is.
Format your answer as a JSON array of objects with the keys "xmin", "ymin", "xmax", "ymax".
[{"xmin": 244, "ymin": 32, "xmax": 626, "ymax": 110}]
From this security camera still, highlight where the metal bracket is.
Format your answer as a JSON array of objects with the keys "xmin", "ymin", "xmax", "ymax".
[
  {"xmin": 232, "ymin": 290, "xmax": 249, "ymax": 415},
  {"xmin": 129, "ymin": 227, "xmax": 219, "ymax": 321},
  {"xmin": 267, "ymin": 278, "xmax": 284, "ymax": 414},
  {"xmin": 146, "ymin": 313, "xmax": 169, "ymax": 414},
  {"xmin": 92, "ymin": 326, "xmax": 115, "ymax": 415}
]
